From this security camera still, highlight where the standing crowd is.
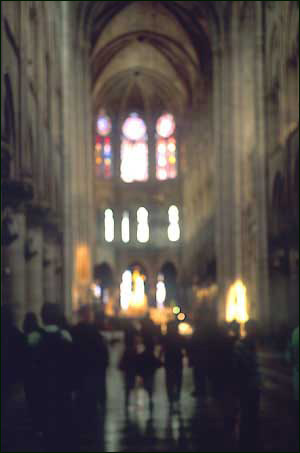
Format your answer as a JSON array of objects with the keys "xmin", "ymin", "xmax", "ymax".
[
  {"xmin": 1, "ymin": 303, "xmax": 108, "ymax": 451},
  {"xmin": 1, "ymin": 302, "xmax": 298, "ymax": 452}
]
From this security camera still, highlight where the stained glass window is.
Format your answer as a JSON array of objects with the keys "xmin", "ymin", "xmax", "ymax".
[
  {"xmin": 97, "ymin": 115, "xmax": 112, "ymax": 136},
  {"xmin": 95, "ymin": 114, "xmax": 112, "ymax": 179},
  {"xmin": 156, "ymin": 273, "xmax": 166, "ymax": 309},
  {"xmin": 156, "ymin": 114, "xmax": 177, "ymax": 180},
  {"xmin": 121, "ymin": 113, "xmax": 148, "ymax": 183},
  {"xmin": 156, "ymin": 113, "xmax": 175, "ymax": 138}
]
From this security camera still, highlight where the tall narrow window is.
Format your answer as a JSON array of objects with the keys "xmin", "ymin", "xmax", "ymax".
[
  {"xmin": 104, "ymin": 209, "xmax": 114, "ymax": 242},
  {"xmin": 121, "ymin": 211, "xmax": 130, "ymax": 243},
  {"xmin": 156, "ymin": 273, "xmax": 166, "ymax": 309},
  {"xmin": 120, "ymin": 270, "xmax": 132, "ymax": 311},
  {"xmin": 137, "ymin": 207, "xmax": 149, "ymax": 243},
  {"xmin": 95, "ymin": 114, "xmax": 112, "ymax": 179},
  {"xmin": 121, "ymin": 113, "xmax": 148, "ymax": 182},
  {"xmin": 156, "ymin": 113, "xmax": 177, "ymax": 180},
  {"xmin": 168, "ymin": 205, "xmax": 180, "ymax": 241}
]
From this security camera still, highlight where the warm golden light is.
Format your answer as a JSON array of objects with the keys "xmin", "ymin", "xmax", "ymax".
[
  {"xmin": 178, "ymin": 322, "xmax": 194, "ymax": 336},
  {"xmin": 195, "ymin": 283, "xmax": 218, "ymax": 302},
  {"xmin": 149, "ymin": 307, "xmax": 174, "ymax": 331},
  {"xmin": 177, "ymin": 313, "xmax": 185, "ymax": 322},
  {"xmin": 120, "ymin": 268, "xmax": 148, "ymax": 317},
  {"xmin": 131, "ymin": 270, "xmax": 147, "ymax": 308},
  {"xmin": 75, "ymin": 245, "xmax": 92, "ymax": 286},
  {"xmin": 226, "ymin": 279, "xmax": 249, "ymax": 324}
]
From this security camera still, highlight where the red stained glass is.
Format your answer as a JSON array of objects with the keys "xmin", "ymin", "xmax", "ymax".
[{"xmin": 95, "ymin": 131, "xmax": 112, "ymax": 179}]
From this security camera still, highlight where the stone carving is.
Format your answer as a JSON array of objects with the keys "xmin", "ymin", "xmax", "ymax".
[
  {"xmin": 43, "ymin": 244, "xmax": 52, "ymax": 268},
  {"xmin": 1, "ymin": 211, "xmax": 19, "ymax": 246},
  {"xmin": 24, "ymin": 234, "xmax": 38, "ymax": 261}
]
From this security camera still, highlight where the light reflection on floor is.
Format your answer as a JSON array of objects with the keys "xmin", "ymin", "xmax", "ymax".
[{"xmin": 1, "ymin": 337, "xmax": 299, "ymax": 452}]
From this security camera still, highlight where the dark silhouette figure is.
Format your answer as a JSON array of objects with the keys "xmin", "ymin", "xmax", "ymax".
[
  {"xmin": 140, "ymin": 314, "xmax": 158, "ymax": 346},
  {"xmin": 234, "ymin": 319, "xmax": 260, "ymax": 451},
  {"xmin": 208, "ymin": 322, "xmax": 240, "ymax": 448},
  {"xmin": 188, "ymin": 308, "xmax": 217, "ymax": 401},
  {"xmin": 30, "ymin": 303, "xmax": 75, "ymax": 452},
  {"xmin": 23, "ymin": 312, "xmax": 43, "ymax": 435},
  {"xmin": 119, "ymin": 330, "xmax": 138, "ymax": 409},
  {"xmin": 71, "ymin": 304, "xmax": 109, "ymax": 421},
  {"xmin": 1, "ymin": 305, "xmax": 26, "ymax": 411},
  {"xmin": 23, "ymin": 312, "xmax": 40, "ymax": 335},
  {"xmin": 136, "ymin": 338, "xmax": 162, "ymax": 412},
  {"xmin": 162, "ymin": 321, "xmax": 184, "ymax": 411}
]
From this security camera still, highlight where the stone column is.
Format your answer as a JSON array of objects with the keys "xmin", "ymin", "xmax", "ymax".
[
  {"xmin": 42, "ymin": 216, "xmax": 59, "ymax": 304},
  {"xmin": 26, "ymin": 222, "xmax": 43, "ymax": 318},
  {"xmin": 114, "ymin": 208, "xmax": 122, "ymax": 244},
  {"xmin": 43, "ymin": 239, "xmax": 56, "ymax": 304},
  {"xmin": 55, "ymin": 242, "xmax": 64, "ymax": 305},
  {"xmin": 130, "ymin": 206, "xmax": 138, "ymax": 246},
  {"xmin": 148, "ymin": 121, "xmax": 156, "ymax": 181},
  {"xmin": 147, "ymin": 270, "xmax": 157, "ymax": 309},
  {"xmin": 253, "ymin": 2, "xmax": 270, "ymax": 326},
  {"xmin": 2, "ymin": 208, "xmax": 26, "ymax": 328},
  {"xmin": 212, "ymin": 41, "xmax": 225, "ymax": 321},
  {"xmin": 213, "ymin": 31, "xmax": 235, "ymax": 321}
]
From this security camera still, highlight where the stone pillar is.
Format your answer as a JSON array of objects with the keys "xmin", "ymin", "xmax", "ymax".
[
  {"xmin": 130, "ymin": 206, "xmax": 138, "ymax": 246},
  {"xmin": 114, "ymin": 208, "xmax": 122, "ymax": 244},
  {"xmin": 2, "ymin": 209, "xmax": 26, "ymax": 328},
  {"xmin": 213, "ymin": 32, "xmax": 235, "ymax": 321},
  {"xmin": 148, "ymin": 121, "xmax": 156, "ymax": 181},
  {"xmin": 43, "ymin": 239, "xmax": 56, "ymax": 304},
  {"xmin": 253, "ymin": 3, "xmax": 270, "ymax": 326},
  {"xmin": 42, "ymin": 215, "xmax": 59, "ymax": 304},
  {"xmin": 212, "ymin": 41, "xmax": 225, "ymax": 321},
  {"xmin": 54, "ymin": 242, "xmax": 63, "ymax": 304},
  {"xmin": 147, "ymin": 270, "xmax": 157, "ymax": 309},
  {"xmin": 26, "ymin": 224, "xmax": 43, "ymax": 318}
]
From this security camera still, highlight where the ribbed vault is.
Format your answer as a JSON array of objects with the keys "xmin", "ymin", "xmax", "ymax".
[{"xmin": 76, "ymin": 1, "xmax": 221, "ymax": 118}]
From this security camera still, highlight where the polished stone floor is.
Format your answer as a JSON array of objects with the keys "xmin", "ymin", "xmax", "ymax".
[{"xmin": 1, "ymin": 340, "xmax": 299, "ymax": 452}]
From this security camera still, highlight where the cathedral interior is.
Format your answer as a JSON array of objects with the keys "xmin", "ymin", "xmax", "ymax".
[{"xmin": 1, "ymin": 1, "xmax": 299, "ymax": 452}]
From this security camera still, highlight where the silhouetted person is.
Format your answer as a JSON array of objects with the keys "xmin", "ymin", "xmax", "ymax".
[
  {"xmin": 23, "ymin": 311, "xmax": 40, "ymax": 335},
  {"xmin": 58, "ymin": 312, "xmax": 72, "ymax": 335},
  {"xmin": 163, "ymin": 321, "xmax": 184, "ymax": 411},
  {"xmin": 286, "ymin": 325, "xmax": 299, "ymax": 407},
  {"xmin": 30, "ymin": 302, "xmax": 74, "ymax": 451},
  {"xmin": 228, "ymin": 320, "xmax": 241, "ymax": 341},
  {"xmin": 208, "ymin": 322, "xmax": 240, "ymax": 448},
  {"xmin": 136, "ymin": 338, "xmax": 162, "ymax": 412},
  {"xmin": 188, "ymin": 307, "xmax": 217, "ymax": 401},
  {"xmin": 234, "ymin": 319, "xmax": 260, "ymax": 451},
  {"xmin": 1, "ymin": 305, "xmax": 26, "ymax": 411},
  {"xmin": 141, "ymin": 314, "xmax": 157, "ymax": 346},
  {"xmin": 119, "ymin": 330, "xmax": 138, "ymax": 409},
  {"xmin": 72, "ymin": 305, "xmax": 109, "ymax": 419},
  {"xmin": 23, "ymin": 312, "xmax": 43, "ymax": 435}
]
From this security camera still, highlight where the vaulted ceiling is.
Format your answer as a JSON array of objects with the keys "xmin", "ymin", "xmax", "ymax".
[{"xmin": 76, "ymin": 1, "xmax": 226, "ymax": 118}]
